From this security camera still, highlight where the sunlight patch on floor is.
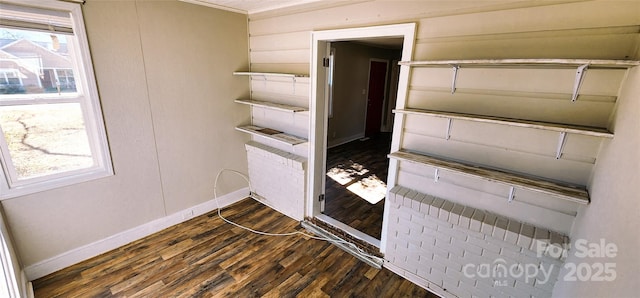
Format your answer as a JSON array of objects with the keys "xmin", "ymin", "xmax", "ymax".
[
  {"xmin": 327, "ymin": 162, "xmax": 386, "ymax": 205},
  {"xmin": 346, "ymin": 174, "xmax": 386, "ymax": 204},
  {"xmin": 326, "ymin": 163, "xmax": 369, "ymax": 185}
]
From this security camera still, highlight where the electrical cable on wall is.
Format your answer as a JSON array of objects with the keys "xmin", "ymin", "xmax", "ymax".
[{"xmin": 213, "ymin": 169, "xmax": 384, "ymax": 263}]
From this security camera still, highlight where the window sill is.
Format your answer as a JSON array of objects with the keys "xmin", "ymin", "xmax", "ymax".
[{"xmin": 0, "ymin": 167, "xmax": 113, "ymax": 200}]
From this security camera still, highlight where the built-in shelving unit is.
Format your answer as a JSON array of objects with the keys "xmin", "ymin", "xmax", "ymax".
[
  {"xmin": 387, "ymin": 58, "xmax": 637, "ymax": 206},
  {"xmin": 233, "ymin": 71, "xmax": 308, "ymax": 146},
  {"xmin": 388, "ymin": 150, "xmax": 589, "ymax": 204},
  {"xmin": 235, "ymin": 125, "xmax": 307, "ymax": 146},
  {"xmin": 235, "ymin": 99, "xmax": 308, "ymax": 113}
]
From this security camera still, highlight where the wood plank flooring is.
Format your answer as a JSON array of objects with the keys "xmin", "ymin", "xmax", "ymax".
[
  {"xmin": 33, "ymin": 198, "xmax": 437, "ymax": 297},
  {"xmin": 324, "ymin": 133, "xmax": 391, "ymax": 240}
]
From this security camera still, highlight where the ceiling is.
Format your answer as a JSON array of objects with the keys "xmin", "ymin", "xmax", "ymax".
[{"xmin": 178, "ymin": 0, "xmax": 325, "ymax": 14}]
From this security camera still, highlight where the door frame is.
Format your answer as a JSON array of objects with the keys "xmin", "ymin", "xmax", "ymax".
[{"xmin": 308, "ymin": 23, "xmax": 416, "ymax": 253}]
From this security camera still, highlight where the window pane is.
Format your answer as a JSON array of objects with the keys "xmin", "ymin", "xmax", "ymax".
[
  {"xmin": 0, "ymin": 103, "xmax": 93, "ymax": 180},
  {"xmin": 0, "ymin": 28, "xmax": 76, "ymax": 95}
]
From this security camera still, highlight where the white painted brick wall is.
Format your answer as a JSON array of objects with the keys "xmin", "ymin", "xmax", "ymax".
[
  {"xmin": 245, "ymin": 141, "xmax": 306, "ymax": 221},
  {"xmin": 385, "ymin": 186, "xmax": 570, "ymax": 298}
]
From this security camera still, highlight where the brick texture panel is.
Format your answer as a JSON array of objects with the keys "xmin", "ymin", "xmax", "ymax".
[
  {"xmin": 245, "ymin": 141, "xmax": 306, "ymax": 221},
  {"xmin": 385, "ymin": 186, "xmax": 569, "ymax": 298}
]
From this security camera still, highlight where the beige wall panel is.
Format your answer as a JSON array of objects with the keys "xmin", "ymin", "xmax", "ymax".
[
  {"xmin": 401, "ymin": 132, "xmax": 593, "ymax": 185},
  {"xmin": 406, "ymin": 89, "xmax": 616, "ymax": 127},
  {"xmin": 413, "ymin": 33, "xmax": 640, "ymax": 60},
  {"xmin": 250, "ymin": 77, "xmax": 310, "ymax": 98},
  {"xmin": 402, "ymin": 114, "xmax": 450, "ymax": 139},
  {"xmin": 398, "ymin": 161, "xmax": 579, "ymax": 216},
  {"xmin": 250, "ymin": 49, "xmax": 309, "ymax": 64},
  {"xmin": 514, "ymin": 189, "xmax": 578, "ymax": 217},
  {"xmin": 410, "ymin": 68, "xmax": 626, "ymax": 96},
  {"xmin": 251, "ymin": 108, "xmax": 309, "ymax": 139},
  {"xmin": 396, "ymin": 168, "xmax": 575, "ymax": 234},
  {"xmin": 453, "ymin": 120, "xmax": 601, "ymax": 163},
  {"xmin": 249, "ymin": 31, "xmax": 310, "ymax": 51},
  {"xmin": 408, "ymin": 67, "xmax": 453, "ymax": 88},
  {"xmin": 248, "ymin": 0, "xmax": 598, "ymax": 37},
  {"xmin": 403, "ymin": 116, "xmax": 602, "ymax": 163},
  {"xmin": 398, "ymin": 160, "xmax": 579, "ymax": 215},
  {"xmin": 416, "ymin": 1, "xmax": 640, "ymax": 39},
  {"xmin": 249, "ymin": 1, "xmax": 639, "ymax": 59},
  {"xmin": 249, "ymin": 1, "xmax": 513, "ymax": 36},
  {"xmin": 399, "ymin": 162, "xmax": 505, "ymax": 197},
  {"xmin": 560, "ymin": 134, "xmax": 602, "ymax": 164},
  {"xmin": 250, "ymin": 63, "xmax": 310, "ymax": 75},
  {"xmin": 450, "ymin": 121, "xmax": 565, "ymax": 157},
  {"xmin": 250, "ymin": 92, "xmax": 309, "ymax": 109},
  {"xmin": 553, "ymin": 67, "xmax": 640, "ymax": 298},
  {"xmin": 417, "ymin": 25, "xmax": 640, "ymax": 44},
  {"xmin": 250, "ymin": 136, "xmax": 309, "ymax": 158},
  {"xmin": 135, "ymin": 1, "xmax": 249, "ymax": 214},
  {"xmin": 1, "ymin": 1, "xmax": 167, "ymax": 266}
]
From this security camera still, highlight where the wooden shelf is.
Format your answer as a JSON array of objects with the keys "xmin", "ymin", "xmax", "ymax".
[
  {"xmin": 399, "ymin": 59, "xmax": 640, "ymax": 69},
  {"xmin": 400, "ymin": 58, "xmax": 638, "ymax": 101},
  {"xmin": 388, "ymin": 150, "xmax": 589, "ymax": 204},
  {"xmin": 233, "ymin": 71, "xmax": 308, "ymax": 78},
  {"xmin": 235, "ymin": 99, "xmax": 308, "ymax": 113},
  {"xmin": 394, "ymin": 108, "xmax": 613, "ymax": 138},
  {"xmin": 235, "ymin": 125, "xmax": 307, "ymax": 146}
]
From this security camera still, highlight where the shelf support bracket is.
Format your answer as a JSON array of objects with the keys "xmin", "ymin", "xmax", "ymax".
[
  {"xmin": 434, "ymin": 168, "xmax": 440, "ymax": 182},
  {"xmin": 445, "ymin": 118, "xmax": 452, "ymax": 140},
  {"xmin": 571, "ymin": 64, "xmax": 589, "ymax": 102},
  {"xmin": 292, "ymin": 77, "xmax": 297, "ymax": 94},
  {"xmin": 508, "ymin": 186, "xmax": 515, "ymax": 203},
  {"xmin": 556, "ymin": 131, "xmax": 567, "ymax": 159},
  {"xmin": 450, "ymin": 64, "xmax": 460, "ymax": 94}
]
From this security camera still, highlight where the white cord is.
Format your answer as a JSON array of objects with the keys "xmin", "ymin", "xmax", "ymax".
[{"xmin": 213, "ymin": 169, "xmax": 384, "ymax": 263}]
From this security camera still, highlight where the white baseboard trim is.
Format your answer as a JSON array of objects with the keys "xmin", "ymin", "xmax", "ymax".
[
  {"xmin": 24, "ymin": 187, "xmax": 249, "ymax": 281},
  {"xmin": 327, "ymin": 133, "xmax": 365, "ymax": 149}
]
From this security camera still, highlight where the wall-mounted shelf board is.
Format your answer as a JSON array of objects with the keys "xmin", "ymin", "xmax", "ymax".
[
  {"xmin": 398, "ymin": 59, "xmax": 640, "ymax": 68},
  {"xmin": 388, "ymin": 150, "xmax": 589, "ymax": 204},
  {"xmin": 235, "ymin": 99, "xmax": 308, "ymax": 113},
  {"xmin": 394, "ymin": 108, "xmax": 613, "ymax": 138},
  {"xmin": 399, "ymin": 58, "xmax": 638, "ymax": 100},
  {"xmin": 233, "ymin": 71, "xmax": 309, "ymax": 78},
  {"xmin": 235, "ymin": 125, "xmax": 307, "ymax": 146}
]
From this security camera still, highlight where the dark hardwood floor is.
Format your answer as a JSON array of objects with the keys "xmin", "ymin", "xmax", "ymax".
[
  {"xmin": 324, "ymin": 133, "xmax": 391, "ymax": 240},
  {"xmin": 33, "ymin": 198, "xmax": 436, "ymax": 297}
]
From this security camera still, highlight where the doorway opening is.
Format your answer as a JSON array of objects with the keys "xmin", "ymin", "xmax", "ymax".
[
  {"xmin": 321, "ymin": 42, "xmax": 401, "ymax": 246},
  {"xmin": 307, "ymin": 24, "xmax": 416, "ymax": 254}
]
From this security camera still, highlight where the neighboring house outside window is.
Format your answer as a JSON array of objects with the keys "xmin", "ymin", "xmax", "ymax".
[
  {"xmin": 0, "ymin": 69, "xmax": 23, "ymax": 94},
  {"xmin": 0, "ymin": 0, "xmax": 113, "ymax": 199}
]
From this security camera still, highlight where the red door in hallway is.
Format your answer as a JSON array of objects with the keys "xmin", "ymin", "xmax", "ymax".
[{"xmin": 365, "ymin": 60, "xmax": 388, "ymax": 137}]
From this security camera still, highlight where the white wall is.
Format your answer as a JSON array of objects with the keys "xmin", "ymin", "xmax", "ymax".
[
  {"xmin": 0, "ymin": 0, "xmax": 249, "ymax": 272},
  {"xmin": 552, "ymin": 67, "xmax": 640, "ymax": 297}
]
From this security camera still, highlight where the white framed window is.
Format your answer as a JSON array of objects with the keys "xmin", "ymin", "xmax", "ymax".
[{"xmin": 0, "ymin": 0, "xmax": 112, "ymax": 199}]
